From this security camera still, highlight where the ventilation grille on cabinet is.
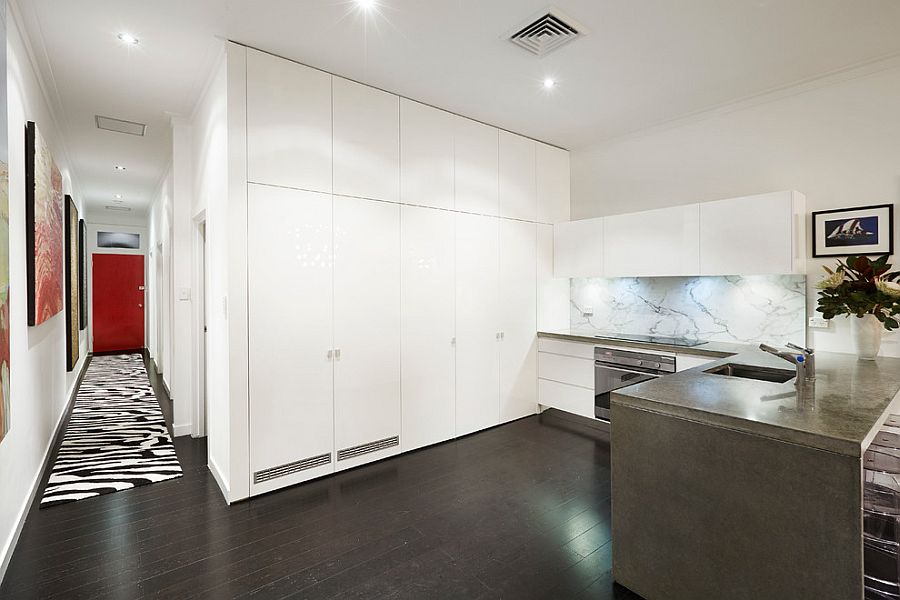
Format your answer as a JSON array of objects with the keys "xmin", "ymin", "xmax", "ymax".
[
  {"xmin": 506, "ymin": 9, "xmax": 586, "ymax": 56},
  {"xmin": 337, "ymin": 436, "xmax": 399, "ymax": 461},
  {"xmin": 253, "ymin": 452, "xmax": 332, "ymax": 484},
  {"xmin": 95, "ymin": 115, "xmax": 148, "ymax": 136}
]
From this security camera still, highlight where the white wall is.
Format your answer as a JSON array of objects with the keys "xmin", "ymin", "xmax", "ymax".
[
  {"xmin": 0, "ymin": 6, "xmax": 88, "ymax": 580},
  {"xmin": 571, "ymin": 63, "xmax": 900, "ymax": 357}
]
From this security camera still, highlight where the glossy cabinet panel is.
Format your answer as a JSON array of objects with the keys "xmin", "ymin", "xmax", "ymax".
[
  {"xmin": 603, "ymin": 205, "xmax": 700, "ymax": 277},
  {"xmin": 454, "ymin": 116, "xmax": 499, "ymax": 216},
  {"xmin": 400, "ymin": 99, "xmax": 454, "ymax": 210},
  {"xmin": 536, "ymin": 142, "xmax": 570, "ymax": 224},
  {"xmin": 499, "ymin": 131, "xmax": 536, "ymax": 221},
  {"xmin": 554, "ymin": 217, "xmax": 604, "ymax": 277},
  {"xmin": 537, "ymin": 224, "xmax": 569, "ymax": 331}
]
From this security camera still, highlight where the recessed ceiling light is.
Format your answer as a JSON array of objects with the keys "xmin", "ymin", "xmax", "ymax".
[
  {"xmin": 114, "ymin": 165, "xmax": 126, "ymax": 171},
  {"xmin": 117, "ymin": 32, "xmax": 139, "ymax": 45},
  {"xmin": 114, "ymin": 194, "xmax": 123, "ymax": 199},
  {"xmin": 357, "ymin": 0, "xmax": 376, "ymax": 9},
  {"xmin": 543, "ymin": 78, "xmax": 557, "ymax": 89}
]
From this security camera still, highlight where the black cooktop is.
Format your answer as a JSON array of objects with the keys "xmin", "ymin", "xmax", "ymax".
[{"xmin": 593, "ymin": 333, "xmax": 708, "ymax": 348}]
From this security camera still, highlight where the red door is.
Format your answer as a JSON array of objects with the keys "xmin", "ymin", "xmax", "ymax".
[{"xmin": 92, "ymin": 254, "xmax": 145, "ymax": 353}]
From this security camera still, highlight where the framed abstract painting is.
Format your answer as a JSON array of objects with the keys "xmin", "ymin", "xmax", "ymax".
[
  {"xmin": 812, "ymin": 204, "xmax": 894, "ymax": 258},
  {"xmin": 79, "ymin": 218, "xmax": 87, "ymax": 330},
  {"xmin": 65, "ymin": 196, "xmax": 79, "ymax": 371},
  {"xmin": 25, "ymin": 121, "xmax": 64, "ymax": 327}
]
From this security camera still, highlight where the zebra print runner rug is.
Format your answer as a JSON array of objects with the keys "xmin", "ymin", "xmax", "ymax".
[{"xmin": 40, "ymin": 353, "xmax": 183, "ymax": 508}]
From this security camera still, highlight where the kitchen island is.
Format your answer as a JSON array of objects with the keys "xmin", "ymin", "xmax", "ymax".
[{"xmin": 611, "ymin": 349, "xmax": 900, "ymax": 600}]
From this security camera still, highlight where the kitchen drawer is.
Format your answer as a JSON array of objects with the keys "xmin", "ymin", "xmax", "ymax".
[
  {"xmin": 539, "ymin": 379, "xmax": 594, "ymax": 419},
  {"xmin": 538, "ymin": 337, "xmax": 595, "ymax": 360},
  {"xmin": 538, "ymin": 352, "xmax": 594, "ymax": 388}
]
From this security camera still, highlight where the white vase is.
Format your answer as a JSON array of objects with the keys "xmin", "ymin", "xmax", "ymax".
[{"xmin": 852, "ymin": 314, "xmax": 883, "ymax": 360}]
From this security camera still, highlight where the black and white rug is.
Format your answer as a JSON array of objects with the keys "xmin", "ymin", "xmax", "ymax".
[{"xmin": 40, "ymin": 353, "xmax": 183, "ymax": 508}]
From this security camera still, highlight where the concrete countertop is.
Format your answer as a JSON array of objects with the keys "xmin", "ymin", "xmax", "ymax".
[
  {"xmin": 538, "ymin": 328, "xmax": 751, "ymax": 358},
  {"xmin": 612, "ymin": 349, "xmax": 900, "ymax": 457}
]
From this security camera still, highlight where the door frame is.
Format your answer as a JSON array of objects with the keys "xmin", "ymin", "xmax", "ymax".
[{"xmin": 191, "ymin": 210, "xmax": 208, "ymax": 438}]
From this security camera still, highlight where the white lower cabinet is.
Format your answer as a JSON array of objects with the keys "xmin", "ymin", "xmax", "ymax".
[
  {"xmin": 499, "ymin": 220, "xmax": 537, "ymax": 423},
  {"xmin": 248, "ymin": 184, "xmax": 335, "ymax": 495},
  {"xmin": 538, "ymin": 379, "xmax": 595, "ymax": 420},
  {"xmin": 333, "ymin": 196, "xmax": 402, "ymax": 470},
  {"xmin": 400, "ymin": 205, "xmax": 456, "ymax": 451},
  {"xmin": 455, "ymin": 212, "xmax": 500, "ymax": 436}
]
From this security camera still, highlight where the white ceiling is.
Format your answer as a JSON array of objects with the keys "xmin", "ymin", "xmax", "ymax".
[{"xmin": 18, "ymin": 0, "xmax": 900, "ymax": 216}]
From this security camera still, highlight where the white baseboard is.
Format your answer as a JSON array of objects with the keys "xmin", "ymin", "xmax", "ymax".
[
  {"xmin": 208, "ymin": 455, "xmax": 231, "ymax": 505},
  {"xmin": 0, "ymin": 355, "xmax": 89, "ymax": 585},
  {"xmin": 172, "ymin": 422, "xmax": 192, "ymax": 437}
]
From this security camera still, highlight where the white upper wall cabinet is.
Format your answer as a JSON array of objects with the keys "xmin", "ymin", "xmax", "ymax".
[
  {"xmin": 536, "ymin": 143, "xmax": 570, "ymax": 224},
  {"xmin": 700, "ymin": 191, "xmax": 806, "ymax": 276},
  {"xmin": 604, "ymin": 205, "xmax": 700, "ymax": 277},
  {"xmin": 333, "ymin": 78, "xmax": 400, "ymax": 202},
  {"xmin": 454, "ymin": 116, "xmax": 499, "ymax": 216},
  {"xmin": 246, "ymin": 50, "xmax": 332, "ymax": 193},
  {"xmin": 554, "ymin": 217, "xmax": 604, "ymax": 278},
  {"xmin": 400, "ymin": 99, "xmax": 454, "ymax": 210},
  {"xmin": 499, "ymin": 131, "xmax": 537, "ymax": 221}
]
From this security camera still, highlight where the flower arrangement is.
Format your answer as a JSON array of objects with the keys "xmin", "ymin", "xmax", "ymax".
[{"xmin": 816, "ymin": 255, "xmax": 900, "ymax": 330}]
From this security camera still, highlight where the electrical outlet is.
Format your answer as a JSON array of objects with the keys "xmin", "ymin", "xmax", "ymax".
[
  {"xmin": 583, "ymin": 306, "xmax": 593, "ymax": 317},
  {"xmin": 808, "ymin": 317, "xmax": 830, "ymax": 329}
]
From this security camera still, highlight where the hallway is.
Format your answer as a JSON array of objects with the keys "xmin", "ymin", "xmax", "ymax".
[{"xmin": 0, "ymin": 355, "xmax": 633, "ymax": 599}]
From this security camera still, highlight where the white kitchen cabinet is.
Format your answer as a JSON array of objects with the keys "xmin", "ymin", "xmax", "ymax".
[
  {"xmin": 333, "ymin": 196, "xmax": 401, "ymax": 470},
  {"xmin": 454, "ymin": 116, "xmax": 499, "ymax": 216},
  {"xmin": 538, "ymin": 352, "xmax": 594, "ymax": 389},
  {"xmin": 246, "ymin": 49, "xmax": 332, "ymax": 193},
  {"xmin": 537, "ymin": 224, "xmax": 569, "ymax": 331},
  {"xmin": 455, "ymin": 212, "xmax": 500, "ymax": 436},
  {"xmin": 333, "ymin": 78, "xmax": 400, "ymax": 203},
  {"xmin": 554, "ymin": 217, "xmax": 604, "ymax": 277},
  {"xmin": 538, "ymin": 379, "xmax": 595, "ymax": 420},
  {"xmin": 400, "ymin": 205, "xmax": 456, "ymax": 452},
  {"xmin": 499, "ymin": 131, "xmax": 537, "ymax": 221},
  {"xmin": 499, "ymin": 220, "xmax": 537, "ymax": 423},
  {"xmin": 538, "ymin": 337, "xmax": 596, "ymax": 360},
  {"xmin": 699, "ymin": 191, "xmax": 806, "ymax": 276},
  {"xmin": 400, "ymin": 99, "xmax": 454, "ymax": 210},
  {"xmin": 247, "ymin": 184, "xmax": 334, "ymax": 495},
  {"xmin": 604, "ymin": 204, "xmax": 700, "ymax": 277},
  {"xmin": 536, "ymin": 143, "xmax": 570, "ymax": 224}
]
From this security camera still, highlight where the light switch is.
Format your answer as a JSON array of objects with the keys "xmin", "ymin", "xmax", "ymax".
[
  {"xmin": 178, "ymin": 287, "xmax": 191, "ymax": 301},
  {"xmin": 583, "ymin": 306, "xmax": 593, "ymax": 317}
]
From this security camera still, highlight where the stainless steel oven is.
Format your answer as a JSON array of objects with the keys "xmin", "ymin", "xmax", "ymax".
[{"xmin": 595, "ymin": 346, "xmax": 676, "ymax": 421}]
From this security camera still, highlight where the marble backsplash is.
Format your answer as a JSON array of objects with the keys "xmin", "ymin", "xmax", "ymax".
[{"xmin": 570, "ymin": 275, "xmax": 807, "ymax": 346}]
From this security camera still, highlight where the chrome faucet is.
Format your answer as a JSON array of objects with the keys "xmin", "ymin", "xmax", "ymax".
[{"xmin": 759, "ymin": 342, "xmax": 816, "ymax": 389}]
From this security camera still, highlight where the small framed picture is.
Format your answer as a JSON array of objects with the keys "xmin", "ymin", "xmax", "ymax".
[{"xmin": 812, "ymin": 203, "xmax": 894, "ymax": 258}]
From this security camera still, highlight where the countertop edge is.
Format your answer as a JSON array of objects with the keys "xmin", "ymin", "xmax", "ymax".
[{"xmin": 537, "ymin": 330, "xmax": 740, "ymax": 359}]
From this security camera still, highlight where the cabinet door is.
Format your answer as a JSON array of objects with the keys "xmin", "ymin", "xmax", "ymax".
[
  {"xmin": 333, "ymin": 77, "xmax": 400, "ymax": 202},
  {"xmin": 455, "ymin": 212, "xmax": 500, "ymax": 436},
  {"xmin": 537, "ymin": 224, "xmax": 569, "ymax": 331},
  {"xmin": 248, "ymin": 184, "xmax": 334, "ymax": 494},
  {"xmin": 603, "ymin": 205, "xmax": 700, "ymax": 277},
  {"xmin": 536, "ymin": 143, "xmax": 570, "ymax": 224},
  {"xmin": 499, "ymin": 220, "xmax": 537, "ymax": 423},
  {"xmin": 333, "ymin": 196, "xmax": 401, "ymax": 470},
  {"xmin": 699, "ymin": 192, "xmax": 793, "ymax": 276},
  {"xmin": 246, "ymin": 49, "xmax": 332, "ymax": 193},
  {"xmin": 401, "ymin": 205, "xmax": 455, "ymax": 451},
  {"xmin": 454, "ymin": 116, "xmax": 498, "ymax": 216},
  {"xmin": 400, "ymin": 99, "xmax": 454, "ymax": 210},
  {"xmin": 499, "ymin": 131, "xmax": 536, "ymax": 221},
  {"xmin": 554, "ymin": 218, "xmax": 604, "ymax": 277}
]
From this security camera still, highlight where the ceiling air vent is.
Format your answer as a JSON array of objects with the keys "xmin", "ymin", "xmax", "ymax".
[
  {"xmin": 506, "ymin": 8, "xmax": 586, "ymax": 56},
  {"xmin": 95, "ymin": 115, "xmax": 147, "ymax": 136},
  {"xmin": 104, "ymin": 205, "xmax": 133, "ymax": 212}
]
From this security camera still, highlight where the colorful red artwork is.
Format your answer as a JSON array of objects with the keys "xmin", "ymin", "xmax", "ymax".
[{"xmin": 26, "ymin": 122, "xmax": 64, "ymax": 327}]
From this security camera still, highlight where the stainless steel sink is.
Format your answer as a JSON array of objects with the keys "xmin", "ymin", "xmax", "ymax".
[{"xmin": 703, "ymin": 363, "xmax": 795, "ymax": 384}]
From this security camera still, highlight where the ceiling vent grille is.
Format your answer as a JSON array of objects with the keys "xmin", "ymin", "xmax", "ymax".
[
  {"xmin": 506, "ymin": 8, "xmax": 586, "ymax": 56},
  {"xmin": 253, "ymin": 452, "xmax": 332, "ymax": 484},
  {"xmin": 95, "ymin": 115, "xmax": 147, "ymax": 137},
  {"xmin": 104, "ymin": 205, "xmax": 133, "ymax": 212},
  {"xmin": 337, "ymin": 436, "xmax": 399, "ymax": 461}
]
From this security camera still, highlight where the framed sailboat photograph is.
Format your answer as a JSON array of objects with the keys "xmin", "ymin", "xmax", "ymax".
[{"xmin": 812, "ymin": 204, "xmax": 893, "ymax": 258}]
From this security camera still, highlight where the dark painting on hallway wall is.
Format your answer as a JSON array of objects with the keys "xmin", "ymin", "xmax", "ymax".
[
  {"xmin": 0, "ymin": 0, "xmax": 10, "ymax": 445},
  {"xmin": 25, "ymin": 120, "xmax": 64, "ymax": 327},
  {"xmin": 79, "ymin": 218, "xmax": 87, "ymax": 329},
  {"xmin": 65, "ymin": 196, "xmax": 79, "ymax": 371}
]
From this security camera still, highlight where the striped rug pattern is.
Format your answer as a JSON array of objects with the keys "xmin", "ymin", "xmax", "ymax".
[{"xmin": 40, "ymin": 353, "xmax": 183, "ymax": 508}]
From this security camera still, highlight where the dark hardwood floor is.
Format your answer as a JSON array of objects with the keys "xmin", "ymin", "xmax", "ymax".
[{"xmin": 1, "ymin": 355, "xmax": 640, "ymax": 599}]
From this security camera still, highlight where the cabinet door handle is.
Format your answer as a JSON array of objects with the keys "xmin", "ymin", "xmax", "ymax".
[
  {"xmin": 327, "ymin": 349, "xmax": 333, "ymax": 361},
  {"xmin": 335, "ymin": 348, "xmax": 341, "ymax": 360}
]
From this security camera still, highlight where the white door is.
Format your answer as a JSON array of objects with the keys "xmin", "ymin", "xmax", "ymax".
[
  {"xmin": 333, "ymin": 77, "xmax": 400, "ymax": 203},
  {"xmin": 535, "ymin": 143, "xmax": 570, "ymax": 224},
  {"xmin": 499, "ymin": 131, "xmax": 536, "ymax": 221},
  {"xmin": 333, "ymin": 196, "xmax": 401, "ymax": 470},
  {"xmin": 400, "ymin": 99, "xmax": 454, "ymax": 210},
  {"xmin": 537, "ymin": 223, "xmax": 569, "ymax": 331},
  {"xmin": 401, "ymin": 205, "xmax": 455, "ymax": 451},
  {"xmin": 454, "ymin": 116, "xmax": 498, "ymax": 216},
  {"xmin": 455, "ymin": 212, "xmax": 500, "ymax": 436},
  {"xmin": 499, "ymin": 220, "xmax": 537, "ymax": 423},
  {"xmin": 247, "ymin": 184, "xmax": 334, "ymax": 494}
]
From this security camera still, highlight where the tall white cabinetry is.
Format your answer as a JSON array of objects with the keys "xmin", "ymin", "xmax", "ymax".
[
  {"xmin": 454, "ymin": 117, "xmax": 499, "ymax": 216},
  {"xmin": 401, "ymin": 205, "xmax": 456, "ymax": 451},
  {"xmin": 400, "ymin": 100, "xmax": 454, "ymax": 210},
  {"xmin": 247, "ymin": 185, "xmax": 335, "ymax": 495},
  {"xmin": 499, "ymin": 131, "xmax": 536, "ymax": 221},
  {"xmin": 333, "ymin": 196, "xmax": 401, "ymax": 470}
]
